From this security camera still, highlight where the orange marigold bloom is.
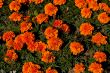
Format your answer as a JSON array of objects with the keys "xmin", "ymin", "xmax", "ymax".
[
  {"xmin": 20, "ymin": 21, "xmax": 33, "ymax": 33},
  {"xmin": 35, "ymin": 41, "xmax": 47, "ymax": 52},
  {"xmin": 86, "ymin": 0, "xmax": 97, "ymax": 3},
  {"xmin": 47, "ymin": 38, "xmax": 63, "ymax": 51},
  {"xmin": 99, "ymin": 3, "xmax": 110, "ymax": 13},
  {"xmin": 88, "ymin": 2, "xmax": 99, "ymax": 11},
  {"xmin": 41, "ymin": 51, "xmax": 55, "ymax": 63},
  {"xmin": 0, "ymin": 0, "xmax": 3, "ymax": 8},
  {"xmin": 44, "ymin": 26, "xmax": 58, "ymax": 39},
  {"xmin": 74, "ymin": 0, "xmax": 87, "ymax": 9},
  {"xmin": 61, "ymin": 24, "xmax": 70, "ymax": 33},
  {"xmin": 22, "ymin": 62, "xmax": 42, "ymax": 73},
  {"xmin": 35, "ymin": 13, "xmax": 48, "ymax": 24},
  {"xmin": 46, "ymin": 67, "xmax": 58, "ymax": 73},
  {"xmin": 9, "ymin": 12, "xmax": 22, "ymax": 21},
  {"xmin": 93, "ymin": 51, "xmax": 107, "ymax": 63},
  {"xmin": 6, "ymin": 39, "xmax": 14, "ymax": 49},
  {"xmin": 27, "ymin": 41, "xmax": 36, "ymax": 52},
  {"xmin": 15, "ymin": 0, "xmax": 28, "ymax": 4},
  {"xmin": 2, "ymin": 31, "xmax": 15, "ymax": 42},
  {"xmin": 70, "ymin": 42, "xmax": 84, "ymax": 55},
  {"xmin": 4, "ymin": 49, "xmax": 18, "ymax": 62},
  {"xmin": 53, "ymin": 19, "xmax": 63, "ymax": 28},
  {"xmin": 91, "ymin": 32, "xmax": 107, "ymax": 46},
  {"xmin": 81, "ymin": 8, "xmax": 92, "ymax": 18},
  {"xmin": 44, "ymin": 3, "xmax": 58, "ymax": 16},
  {"xmin": 73, "ymin": 63, "xmax": 85, "ymax": 73},
  {"xmin": 88, "ymin": 62, "xmax": 103, "ymax": 73},
  {"xmin": 34, "ymin": 0, "xmax": 43, "ymax": 4},
  {"xmin": 79, "ymin": 22, "xmax": 94, "ymax": 36},
  {"xmin": 9, "ymin": 1, "xmax": 21, "ymax": 12},
  {"xmin": 98, "ymin": 12, "xmax": 110, "ymax": 24},
  {"xmin": 53, "ymin": 0, "xmax": 66, "ymax": 5}
]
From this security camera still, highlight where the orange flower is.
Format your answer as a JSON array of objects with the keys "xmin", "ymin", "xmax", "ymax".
[
  {"xmin": 99, "ymin": 3, "xmax": 110, "ymax": 13},
  {"xmin": 81, "ymin": 8, "xmax": 92, "ymax": 18},
  {"xmin": 93, "ymin": 51, "xmax": 107, "ymax": 63},
  {"xmin": 9, "ymin": 1, "xmax": 21, "ymax": 12},
  {"xmin": 4, "ymin": 49, "xmax": 18, "ymax": 62},
  {"xmin": 2, "ymin": 31, "xmax": 15, "ymax": 42},
  {"xmin": 61, "ymin": 24, "xmax": 70, "ymax": 33},
  {"xmin": 20, "ymin": 21, "xmax": 33, "ymax": 33},
  {"xmin": 91, "ymin": 32, "xmax": 107, "ymax": 46},
  {"xmin": 23, "ymin": 16, "xmax": 30, "ymax": 21},
  {"xmin": 98, "ymin": 12, "xmax": 110, "ymax": 24},
  {"xmin": 86, "ymin": 0, "xmax": 97, "ymax": 3},
  {"xmin": 53, "ymin": 0, "xmax": 66, "ymax": 5},
  {"xmin": 9, "ymin": 12, "xmax": 22, "ymax": 21},
  {"xmin": 13, "ymin": 35, "xmax": 24, "ymax": 50},
  {"xmin": 35, "ymin": 13, "xmax": 48, "ymax": 24},
  {"xmin": 70, "ymin": 42, "xmax": 84, "ymax": 55},
  {"xmin": 88, "ymin": 2, "xmax": 99, "ymax": 11},
  {"xmin": 15, "ymin": 0, "xmax": 28, "ymax": 4},
  {"xmin": 79, "ymin": 22, "xmax": 94, "ymax": 36},
  {"xmin": 75, "ymin": 0, "xmax": 87, "ymax": 9},
  {"xmin": 46, "ymin": 67, "xmax": 58, "ymax": 73},
  {"xmin": 88, "ymin": 62, "xmax": 103, "ymax": 73},
  {"xmin": 53, "ymin": 19, "xmax": 63, "ymax": 28},
  {"xmin": 22, "ymin": 62, "xmax": 42, "ymax": 73},
  {"xmin": 41, "ymin": 51, "xmax": 55, "ymax": 63},
  {"xmin": 6, "ymin": 39, "xmax": 14, "ymax": 49},
  {"xmin": 27, "ymin": 41, "xmax": 36, "ymax": 52},
  {"xmin": 73, "ymin": 63, "xmax": 85, "ymax": 73},
  {"xmin": 44, "ymin": 3, "xmax": 58, "ymax": 16},
  {"xmin": 44, "ymin": 26, "xmax": 58, "ymax": 39},
  {"xmin": 34, "ymin": 0, "xmax": 43, "ymax": 4},
  {"xmin": 0, "ymin": 0, "xmax": 3, "ymax": 8},
  {"xmin": 47, "ymin": 38, "xmax": 63, "ymax": 51},
  {"xmin": 35, "ymin": 41, "xmax": 47, "ymax": 52}
]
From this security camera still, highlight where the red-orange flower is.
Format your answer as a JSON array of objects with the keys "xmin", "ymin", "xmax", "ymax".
[
  {"xmin": 22, "ymin": 62, "xmax": 42, "ymax": 73},
  {"xmin": 4, "ymin": 49, "xmax": 18, "ymax": 62},
  {"xmin": 70, "ymin": 42, "xmax": 84, "ymax": 55},
  {"xmin": 46, "ymin": 67, "xmax": 58, "ymax": 73},
  {"xmin": 15, "ymin": 0, "xmax": 28, "ymax": 4},
  {"xmin": 2, "ymin": 31, "xmax": 15, "ymax": 42},
  {"xmin": 53, "ymin": 0, "xmax": 66, "ymax": 5},
  {"xmin": 75, "ymin": 0, "xmax": 87, "ymax": 9},
  {"xmin": 79, "ymin": 22, "xmax": 94, "ymax": 36},
  {"xmin": 91, "ymin": 32, "xmax": 107, "ymax": 46},
  {"xmin": 35, "ymin": 13, "xmax": 48, "ymax": 24},
  {"xmin": 6, "ymin": 39, "xmax": 14, "ymax": 49},
  {"xmin": 0, "ymin": 0, "xmax": 3, "ymax": 8},
  {"xmin": 44, "ymin": 3, "xmax": 58, "ymax": 16},
  {"xmin": 73, "ymin": 63, "xmax": 85, "ymax": 73},
  {"xmin": 99, "ymin": 3, "xmax": 110, "ymax": 13},
  {"xmin": 81, "ymin": 8, "xmax": 92, "ymax": 18},
  {"xmin": 88, "ymin": 62, "xmax": 103, "ymax": 73},
  {"xmin": 27, "ymin": 41, "xmax": 36, "ymax": 52},
  {"xmin": 47, "ymin": 38, "xmax": 63, "ymax": 51},
  {"xmin": 88, "ymin": 2, "xmax": 99, "ymax": 11},
  {"xmin": 20, "ymin": 21, "xmax": 33, "ymax": 33},
  {"xmin": 93, "ymin": 51, "xmax": 107, "ymax": 63},
  {"xmin": 9, "ymin": 12, "xmax": 22, "ymax": 21},
  {"xmin": 34, "ymin": 0, "xmax": 43, "ymax": 4},
  {"xmin": 9, "ymin": 1, "xmax": 21, "ymax": 12},
  {"xmin": 61, "ymin": 24, "xmax": 70, "ymax": 33},
  {"xmin": 44, "ymin": 26, "xmax": 58, "ymax": 39},
  {"xmin": 98, "ymin": 12, "xmax": 110, "ymax": 24},
  {"xmin": 53, "ymin": 19, "xmax": 63, "ymax": 28},
  {"xmin": 41, "ymin": 51, "xmax": 55, "ymax": 63}
]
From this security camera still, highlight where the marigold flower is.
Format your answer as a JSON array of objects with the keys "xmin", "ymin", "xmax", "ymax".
[
  {"xmin": 73, "ymin": 63, "xmax": 85, "ymax": 73},
  {"xmin": 91, "ymin": 32, "xmax": 107, "ymax": 46},
  {"xmin": 53, "ymin": 0, "xmax": 66, "ymax": 5},
  {"xmin": 27, "ymin": 41, "xmax": 36, "ymax": 52},
  {"xmin": 81, "ymin": 8, "xmax": 92, "ymax": 18},
  {"xmin": 0, "ymin": 0, "xmax": 3, "ymax": 8},
  {"xmin": 46, "ymin": 67, "xmax": 58, "ymax": 73},
  {"xmin": 98, "ymin": 12, "xmax": 110, "ymax": 24},
  {"xmin": 47, "ymin": 38, "xmax": 63, "ymax": 51},
  {"xmin": 88, "ymin": 62, "xmax": 103, "ymax": 73},
  {"xmin": 22, "ymin": 62, "xmax": 42, "ymax": 73},
  {"xmin": 61, "ymin": 24, "xmax": 70, "ymax": 33},
  {"xmin": 2, "ymin": 31, "xmax": 15, "ymax": 42},
  {"xmin": 4, "ymin": 49, "xmax": 18, "ymax": 62},
  {"xmin": 44, "ymin": 26, "xmax": 58, "ymax": 39},
  {"xmin": 79, "ymin": 22, "xmax": 94, "ymax": 36},
  {"xmin": 9, "ymin": 12, "xmax": 22, "ymax": 21},
  {"xmin": 35, "ymin": 13, "xmax": 48, "ymax": 24},
  {"xmin": 93, "ymin": 51, "xmax": 107, "ymax": 63},
  {"xmin": 20, "ymin": 21, "xmax": 33, "ymax": 33},
  {"xmin": 44, "ymin": 3, "xmax": 58, "ymax": 16},
  {"xmin": 41, "ymin": 51, "xmax": 55, "ymax": 63},
  {"xmin": 75, "ymin": 0, "xmax": 87, "ymax": 9},
  {"xmin": 34, "ymin": 0, "xmax": 43, "ymax": 4},
  {"xmin": 53, "ymin": 19, "xmax": 63, "ymax": 28},
  {"xmin": 15, "ymin": 0, "xmax": 28, "ymax": 4},
  {"xmin": 88, "ymin": 2, "xmax": 99, "ymax": 11},
  {"xmin": 70, "ymin": 42, "xmax": 84, "ymax": 55},
  {"xmin": 86, "ymin": 0, "xmax": 97, "ymax": 3},
  {"xmin": 6, "ymin": 39, "xmax": 14, "ymax": 49},
  {"xmin": 99, "ymin": 3, "xmax": 110, "ymax": 13},
  {"xmin": 9, "ymin": 1, "xmax": 21, "ymax": 12}
]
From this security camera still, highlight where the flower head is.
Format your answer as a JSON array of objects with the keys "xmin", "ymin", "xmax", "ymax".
[
  {"xmin": 46, "ymin": 67, "xmax": 58, "ymax": 73},
  {"xmin": 0, "ymin": 0, "xmax": 3, "ymax": 8},
  {"xmin": 81, "ymin": 8, "xmax": 92, "ymax": 18},
  {"xmin": 61, "ymin": 24, "xmax": 70, "ymax": 33},
  {"xmin": 53, "ymin": 0, "xmax": 66, "ymax": 5},
  {"xmin": 75, "ymin": 0, "xmax": 87, "ymax": 9},
  {"xmin": 34, "ymin": 0, "xmax": 43, "ymax": 4},
  {"xmin": 53, "ymin": 19, "xmax": 63, "ymax": 28}
]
